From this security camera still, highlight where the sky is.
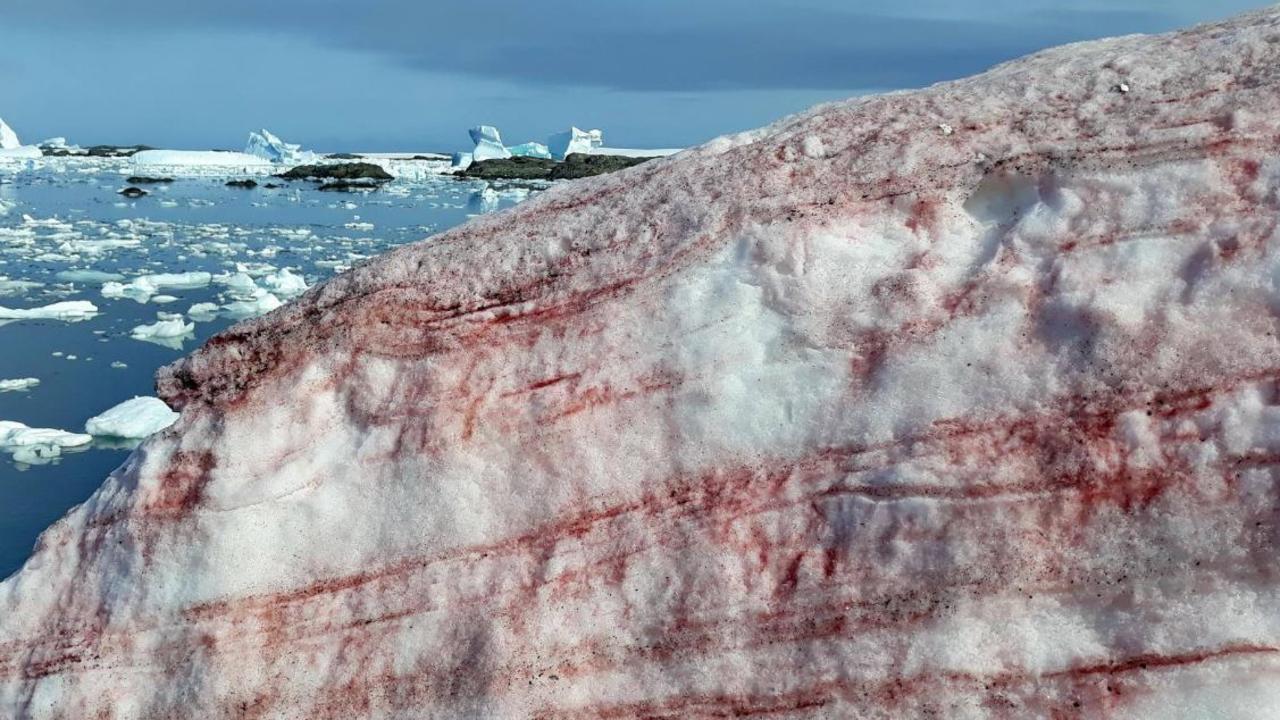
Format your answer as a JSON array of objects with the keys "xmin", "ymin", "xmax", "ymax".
[{"xmin": 0, "ymin": 1, "xmax": 1269, "ymax": 153}]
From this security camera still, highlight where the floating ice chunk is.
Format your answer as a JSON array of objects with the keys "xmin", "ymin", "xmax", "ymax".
[
  {"xmin": 469, "ymin": 125, "xmax": 511, "ymax": 162},
  {"xmin": 55, "ymin": 270, "xmax": 125, "ymax": 285},
  {"xmin": 217, "ymin": 272, "xmax": 259, "ymax": 294},
  {"xmin": 222, "ymin": 289, "xmax": 282, "ymax": 319},
  {"xmin": 0, "ymin": 277, "xmax": 43, "ymax": 297},
  {"xmin": 130, "ymin": 317, "xmax": 195, "ymax": 348},
  {"xmin": 85, "ymin": 397, "xmax": 178, "ymax": 439},
  {"xmin": 103, "ymin": 272, "xmax": 212, "ymax": 303},
  {"xmin": 0, "ymin": 420, "xmax": 91, "ymax": 466},
  {"xmin": 0, "ymin": 420, "xmax": 91, "ymax": 454},
  {"xmin": 188, "ymin": 302, "xmax": 220, "ymax": 321},
  {"xmin": 244, "ymin": 129, "xmax": 314, "ymax": 164},
  {"xmin": 0, "ymin": 301, "xmax": 98, "ymax": 322},
  {"xmin": 451, "ymin": 152, "xmax": 473, "ymax": 170},
  {"xmin": 0, "ymin": 118, "xmax": 19, "ymax": 150},
  {"xmin": 0, "ymin": 378, "xmax": 39, "ymax": 393},
  {"xmin": 546, "ymin": 127, "xmax": 603, "ymax": 160},
  {"xmin": 508, "ymin": 142, "xmax": 552, "ymax": 159},
  {"xmin": 260, "ymin": 268, "xmax": 308, "ymax": 298}
]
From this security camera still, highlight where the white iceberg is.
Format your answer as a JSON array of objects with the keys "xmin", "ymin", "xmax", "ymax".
[
  {"xmin": 0, "ymin": 301, "xmax": 98, "ymax": 322},
  {"xmin": 222, "ymin": 288, "xmax": 282, "ymax": 319},
  {"xmin": 187, "ymin": 302, "xmax": 220, "ymax": 321},
  {"xmin": 0, "ymin": 378, "xmax": 39, "ymax": 393},
  {"xmin": 260, "ymin": 268, "xmax": 308, "ymax": 298},
  {"xmin": 469, "ymin": 125, "xmax": 511, "ymax": 162},
  {"xmin": 244, "ymin": 129, "xmax": 314, "ymax": 164},
  {"xmin": 451, "ymin": 152, "xmax": 473, "ymax": 170},
  {"xmin": 546, "ymin": 127, "xmax": 603, "ymax": 160},
  {"xmin": 130, "ymin": 316, "xmax": 195, "ymax": 348},
  {"xmin": 508, "ymin": 142, "xmax": 552, "ymax": 159},
  {"xmin": 85, "ymin": 397, "xmax": 179, "ymax": 439},
  {"xmin": 0, "ymin": 118, "xmax": 19, "ymax": 150}
]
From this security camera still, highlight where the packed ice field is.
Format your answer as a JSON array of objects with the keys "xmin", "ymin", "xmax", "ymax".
[{"xmin": 0, "ymin": 142, "xmax": 538, "ymax": 577}]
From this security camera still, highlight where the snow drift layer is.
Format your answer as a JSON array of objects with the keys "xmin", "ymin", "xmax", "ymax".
[{"xmin": 6, "ymin": 8, "xmax": 1280, "ymax": 718}]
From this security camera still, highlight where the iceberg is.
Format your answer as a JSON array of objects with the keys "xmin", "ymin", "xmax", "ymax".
[
  {"xmin": 545, "ymin": 126, "xmax": 603, "ymax": 160},
  {"xmin": 0, "ymin": 118, "xmax": 42, "ymax": 161},
  {"xmin": 129, "ymin": 316, "xmax": 194, "ymax": 348},
  {"xmin": 7, "ymin": 8, "xmax": 1280, "ymax": 718},
  {"xmin": 130, "ymin": 150, "xmax": 274, "ymax": 174},
  {"xmin": 507, "ymin": 142, "xmax": 552, "ymax": 159},
  {"xmin": 451, "ymin": 151, "xmax": 473, "ymax": 170},
  {"xmin": 244, "ymin": 129, "xmax": 314, "ymax": 164},
  {"xmin": 469, "ymin": 125, "xmax": 511, "ymax": 162},
  {"xmin": 0, "ymin": 118, "xmax": 19, "ymax": 149},
  {"xmin": 84, "ymin": 397, "xmax": 178, "ymax": 439},
  {"xmin": 259, "ymin": 268, "xmax": 308, "ymax": 299}
]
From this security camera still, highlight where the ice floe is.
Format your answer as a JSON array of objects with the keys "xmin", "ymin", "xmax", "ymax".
[
  {"xmin": 0, "ymin": 378, "xmax": 39, "ymax": 393},
  {"xmin": 0, "ymin": 300, "xmax": 98, "ymax": 322},
  {"xmin": 0, "ymin": 420, "xmax": 91, "ymax": 465},
  {"xmin": 130, "ymin": 315, "xmax": 195, "ymax": 349},
  {"xmin": 84, "ymin": 396, "xmax": 178, "ymax": 439}
]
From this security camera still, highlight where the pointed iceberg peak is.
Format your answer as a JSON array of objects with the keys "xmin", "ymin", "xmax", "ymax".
[
  {"xmin": 468, "ymin": 125, "xmax": 511, "ymax": 162},
  {"xmin": 546, "ymin": 126, "xmax": 603, "ymax": 160},
  {"xmin": 244, "ymin": 129, "xmax": 311, "ymax": 163},
  {"xmin": 0, "ymin": 118, "xmax": 20, "ymax": 150}
]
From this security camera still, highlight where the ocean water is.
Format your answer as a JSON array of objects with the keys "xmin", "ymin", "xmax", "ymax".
[{"xmin": 0, "ymin": 157, "xmax": 536, "ymax": 578}]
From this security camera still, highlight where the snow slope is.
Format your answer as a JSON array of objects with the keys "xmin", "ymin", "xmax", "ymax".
[{"xmin": 5, "ymin": 8, "xmax": 1280, "ymax": 719}]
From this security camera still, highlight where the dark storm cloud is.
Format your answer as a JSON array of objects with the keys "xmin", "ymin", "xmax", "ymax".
[{"xmin": 4, "ymin": 0, "xmax": 1202, "ymax": 92}]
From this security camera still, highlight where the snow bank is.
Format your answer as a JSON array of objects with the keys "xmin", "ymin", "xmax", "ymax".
[
  {"xmin": 6, "ymin": 8, "xmax": 1280, "ymax": 718},
  {"xmin": 469, "ymin": 125, "xmax": 511, "ymax": 162},
  {"xmin": 0, "ymin": 300, "xmax": 97, "ymax": 322},
  {"xmin": 84, "ymin": 397, "xmax": 178, "ymax": 439}
]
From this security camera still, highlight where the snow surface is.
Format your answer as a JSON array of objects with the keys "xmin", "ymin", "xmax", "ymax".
[
  {"xmin": 84, "ymin": 397, "xmax": 178, "ymax": 439},
  {"xmin": 7, "ymin": 8, "xmax": 1280, "ymax": 719}
]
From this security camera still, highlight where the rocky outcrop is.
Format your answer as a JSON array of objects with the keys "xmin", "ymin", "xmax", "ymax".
[
  {"xmin": 276, "ymin": 162, "xmax": 393, "ymax": 182},
  {"xmin": 6, "ymin": 8, "xmax": 1280, "ymax": 719}
]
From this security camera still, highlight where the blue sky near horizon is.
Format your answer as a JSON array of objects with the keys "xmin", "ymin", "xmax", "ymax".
[{"xmin": 0, "ymin": 1, "xmax": 1269, "ymax": 152}]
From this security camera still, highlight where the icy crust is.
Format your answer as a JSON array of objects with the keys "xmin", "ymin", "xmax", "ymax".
[{"xmin": 8, "ymin": 8, "xmax": 1280, "ymax": 719}]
